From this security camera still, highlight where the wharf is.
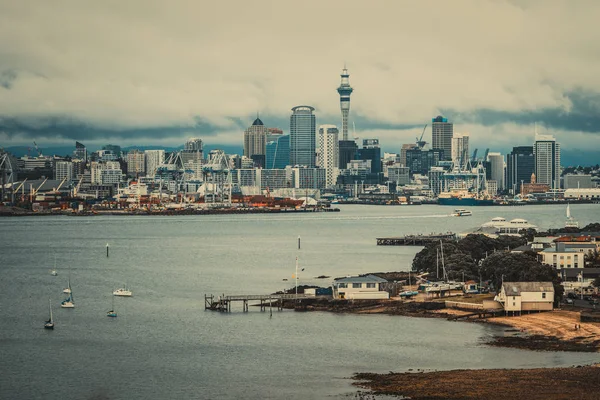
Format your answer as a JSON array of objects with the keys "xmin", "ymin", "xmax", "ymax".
[
  {"xmin": 205, "ymin": 293, "xmax": 315, "ymax": 312},
  {"xmin": 376, "ymin": 233, "xmax": 456, "ymax": 246}
]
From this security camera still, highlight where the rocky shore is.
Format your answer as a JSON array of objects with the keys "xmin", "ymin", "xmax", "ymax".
[{"xmin": 353, "ymin": 364, "xmax": 600, "ymax": 400}]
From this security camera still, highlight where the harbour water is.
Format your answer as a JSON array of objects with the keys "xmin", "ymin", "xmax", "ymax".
[{"xmin": 0, "ymin": 204, "xmax": 598, "ymax": 399}]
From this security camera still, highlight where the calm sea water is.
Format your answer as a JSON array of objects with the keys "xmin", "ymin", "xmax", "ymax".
[{"xmin": 1, "ymin": 204, "xmax": 599, "ymax": 400}]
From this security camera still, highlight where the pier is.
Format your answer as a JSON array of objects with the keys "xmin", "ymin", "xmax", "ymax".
[
  {"xmin": 376, "ymin": 233, "xmax": 456, "ymax": 246},
  {"xmin": 204, "ymin": 293, "xmax": 312, "ymax": 313}
]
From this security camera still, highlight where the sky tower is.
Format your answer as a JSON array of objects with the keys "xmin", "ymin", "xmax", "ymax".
[{"xmin": 337, "ymin": 67, "xmax": 353, "ymax": 140}]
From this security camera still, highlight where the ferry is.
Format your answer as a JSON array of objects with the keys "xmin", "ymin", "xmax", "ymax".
[
  {"xmin": 451, "ymin": 209, "xmax": 472, "ymax": 217},
  {"xmin": 460, "ymin": 217, "xmax": 538, "ymax": 238}
]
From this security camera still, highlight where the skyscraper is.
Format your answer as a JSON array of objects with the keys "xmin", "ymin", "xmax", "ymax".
[
  {"xmin": 182, "ymin": 138, "xmax": 204, "ymax": 166},
  {"xmin": 290, "ymin": 106, "xmax": 316, "ymax": 167},
  {"xmin": 534, "ymin": 134, "xmax": 561, "ymax": 189},
  {"xmin": 266, "ymin": 135, "xmax": 290, "ymax": 169},
  {"xmin": 486, "ymin": 152, "xmax": 505, "ymax": 190},
  {"xmin": 244, "ymin": 117, "xmax": 268, "ymax": 161},
  {"xmin": 451, "ymin": 133, "xmax": 469, "ymax": 169},
  {"xmin": 506, "ymin": 146, "xmax": 534, "ymax": 194},
  {"xmin": 74, "ymin": 141, "xmax": 87, "ymax": 161},
  {"xmin": 432, "ymin": 116, "xmax": 453, "ymax": 161},
  {"xmin": 338, "ymin": 140, "xmax": 358, "ymax": 170},
  {"xmin": 144, "ymin": 150, "xmax": 165, "ymax": 177},
  {"xmin": 357, "ymin": 139, "xmax": 382, "ymax": 174},
  {"xmin": 318, "ymin": 125, "xmax": 339, "ymax": 187},
  {"xmin": 337, "ymin": 67, "xmax": 353, "ymax": 141},
  {"xmin": 126, "ymin": 149, "xmax": 145, "ymax": 178}
]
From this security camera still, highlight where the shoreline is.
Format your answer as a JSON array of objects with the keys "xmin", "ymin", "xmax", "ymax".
[
  {"xmin": 284, "ymin": 298, "xmax": 600, "ymax": 353},
  {"xmin": 352, "ymin": 364, "xmax": 600, "ymax": 400}
]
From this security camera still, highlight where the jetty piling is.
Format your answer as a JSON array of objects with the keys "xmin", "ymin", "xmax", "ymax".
[{"xmin": 376, "ymin": 233, "xmax": 456, "ymax": 246}]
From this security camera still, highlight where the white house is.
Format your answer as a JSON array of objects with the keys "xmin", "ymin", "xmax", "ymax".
[
  {"xmin": 495, "ymin": 282, "xmax": 554, "ymax": 316},
  {"xmin": 332, "ymin": 275, "xmax": 389, "ymax": 300},
  {"xmin": 539, "ymin": 248, "xmax": 585, "ymax": 269}
]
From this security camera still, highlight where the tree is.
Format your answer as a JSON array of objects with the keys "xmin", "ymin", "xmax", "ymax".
[{"xmin": 480, "ymin": 252, "xmax": 564, "ymax": 305}]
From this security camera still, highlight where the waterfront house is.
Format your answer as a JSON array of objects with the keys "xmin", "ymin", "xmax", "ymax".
[
  {"xmin": 332, "ymin": 275, "xmax": 389, "ymax": 300},
  {"xmin": 495, "ymin": 282, "xmax": 554, "ymax": 316}
]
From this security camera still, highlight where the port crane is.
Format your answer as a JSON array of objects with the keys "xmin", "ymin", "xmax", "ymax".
[
  {"xmin": 29, "ymin": 177, "xmax": 48, "ymax": 202},
  {"xmin": 33, "ymin": 141, "xmax": 43, "ymax": 157},
  {"xmin": 0, "ymin": 152, "xmax": 15, "ymax": 202}
]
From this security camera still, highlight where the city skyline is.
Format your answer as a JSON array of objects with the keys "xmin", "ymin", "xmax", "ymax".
[{"xmin": 1, "ymin": 1, "xmax": 600, "ymax": 164}]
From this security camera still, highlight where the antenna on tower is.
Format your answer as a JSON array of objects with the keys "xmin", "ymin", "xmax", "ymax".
[{"xmin": 353, "ymin": 121, "xmax": 358, "ymax": 141}]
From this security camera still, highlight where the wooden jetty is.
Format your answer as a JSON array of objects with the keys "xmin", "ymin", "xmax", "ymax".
[
  {"xmin": 204, "ymin": 293, "xmax": 310, "ymax": 313},
  {"xmin": 376, "ymin": 233, "xmax": 456, "ymax": 246}
]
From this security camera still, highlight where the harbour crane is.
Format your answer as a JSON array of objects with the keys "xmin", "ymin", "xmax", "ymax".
[
  {"xmin": 415, "ymin": 124, "xmax": 427, "ymax": 149},
  {"xmin": 72, "ymin": 176, "xmax": 84, "ymax": 197},
  {"xmin": 30, "ymin": 177, "xmax": 48, "ymax": 202},
  {"xmin": 471, "ymin": 149, "xmax": 478, "ymax": 163},
  {"xmin": 52, "ymin": 177, "xmax": 68, "ymax": 194},
  {"xmin": 33, "ymin": 141, "xmax": 43, "ymax": 157},
  {"xmin": 483, "ymin": 148, "xmax": 490, "ymax": 162}
]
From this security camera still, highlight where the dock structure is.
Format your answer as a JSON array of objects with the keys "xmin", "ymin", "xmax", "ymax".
[
  {"xmin": 376, "ymin": 233, "xmax": 456, "ymax": 246},
  {"xmin": 204, "ymin": 293, "xmax": 310, "ymax": 313}
]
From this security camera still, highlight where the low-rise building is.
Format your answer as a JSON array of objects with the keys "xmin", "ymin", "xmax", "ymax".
[
  {"xmin": 332, "ymin": 274, "xmax": 389, "ymax": 300},
  {"xmin": 495, "ymin": 282, "xmax": 554, "ymax": 315}
]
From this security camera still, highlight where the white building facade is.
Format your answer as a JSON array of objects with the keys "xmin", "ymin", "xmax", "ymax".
[{"xmin": 317, "ymin": 124, "xmax": 339, "ymax": 188}]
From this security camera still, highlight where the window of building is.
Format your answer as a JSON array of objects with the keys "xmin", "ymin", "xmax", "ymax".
[
  {"xmin": 366, "ymin": 283, "xmax": 376, "ymax": 289},
  {"xmin": 513, "ymin": 302, "xmax": 516, "ymax": 307},
  {"xmin": 352, "ymin": 283, "xmax": 362, "ymax": 289},
  {"xmin": 542, "ymin": 293, "xmax": 546, "ymax": 299},
  {"xmin": 338, "ymin": 283, "xmax": 347, "ymax": 288}
]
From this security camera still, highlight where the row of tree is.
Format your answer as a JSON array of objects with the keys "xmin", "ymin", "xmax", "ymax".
[{"xmin": 411, "ymin": 234, "xmax": 564, "ymax": 302}]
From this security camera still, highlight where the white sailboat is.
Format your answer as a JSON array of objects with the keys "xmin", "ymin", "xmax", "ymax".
[
  {"xmin": 565, "ymin": 203, "xmax": 579, "ymax": 228},
  {"xmin": 63, "ymin": 265, "xmax": 71, "ymax": 294},
  {"xmin": 44, "ymin": 299, "xmax": 54, "ymax": 329},
  {"xmin": 61, "ymin": 282, "xmax": 75, "ymax": 308}
]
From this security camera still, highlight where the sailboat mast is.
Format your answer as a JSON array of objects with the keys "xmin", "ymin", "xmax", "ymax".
[{"xmin": 49, "ymin": 299, "xmax": 53, "ymax": 322}]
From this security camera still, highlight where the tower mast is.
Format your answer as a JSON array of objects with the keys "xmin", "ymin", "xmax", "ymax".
[{"xmin": 337, "ymin": 67, "xmax": 354, "ymax": 141}]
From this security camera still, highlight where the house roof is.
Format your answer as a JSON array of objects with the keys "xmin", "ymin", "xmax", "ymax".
[
  {"xmin": 502, "ymin": 282, "xmax": 554, "ymax": 296},
  {"xmin": 563, "ymin": 268, "xmax": 600, "ymax": 279},
  {"xmin": 540, "ymin": 247, "xmax": 578, "ymax": 253},
  {"xmin": 334, "ymin": 274, "xmax": 388, "ymax": 284}
]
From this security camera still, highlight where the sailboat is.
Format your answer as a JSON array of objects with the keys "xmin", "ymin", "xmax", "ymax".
[
  {"xmin": 44, "ymin": 299, "xmax": 54, "ymax": 329},
  {"xmin": 113, "ymin": 284, "xmax": 132, "ymax": 297},
  {"xmin": 61, "ymin": 282, "xmax": 75, "ymax": 308},
  {"xmin": 565, "ymin": 203, "xmax": 579, "ymax": 228},
  {"xmin": 63, "ymin": 265, "xmax": 71, "ymax": 294},
  {"xmin": 107, "ymin": 294, "xmax": 117, "ymax": 318}
]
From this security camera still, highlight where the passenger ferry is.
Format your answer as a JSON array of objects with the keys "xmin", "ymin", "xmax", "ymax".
[{"xmin": 451, "ymin": 209, "xmax": 472, "ymax": 217}]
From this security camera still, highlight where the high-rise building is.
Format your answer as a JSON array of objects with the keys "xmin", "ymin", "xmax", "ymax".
[
  {"xmin": 338, "ymin": 140, "xmax": 358, "ymax": 170},
  {"xmin": 145, "ymin": 150, "xmax": 165, "ymax": 177},
  {"xmin": 182, "ymin": 138, "xmax": 203, "ymax": 166},
  {"xmin": 400, "ymin": 144, "xmax": 416, "ymax": 167},
  {"xmin": 406, "ymin": 148, "xmax": 443, "ymax": 175},
  {"xmin": 487, "ymin": 152, "xmax": 505, "ymax": 190},
  {"xmin": 356, "ymin": 139, "xmax": 382, "ymax": 174},
  {"xmin": 290, "ymin": 106, "xmax": 316, "ymax": 167},
  {"xmin": 534, "ymin": 135, "xmax": 561, "ymax": 189},
  {"xmin": 266, "ymin": 135, "xmax": 290, "ymax": 169},
  {"xmin": 74, "ymin": 141, "xmax": 87, "ymax": 161},
  {"xmin": 317, "ymin": 125, "xmax": 339, "ymax": 187},
  {"xmin": 506, "ymin": 146, "xmax": 534, "ymax": 194},
  {"xmin": 55, "ymin": 161, "xmax": 74, "ymax": 182},
  {"xmin": 244, "ymin": 117, "xmax": 268, "ymax": 161},
  {"xmin": 336, "ymin": 67, "xmax": 353, "ymax": 141},
  {"xmin": 451, "ymin": 133, "xmax": 469, "ymax": 168},
  {"xmin": 432, "ymin": 116, "xmax": 453, "ymax": 161},
  {"xmin": 126, "ymin": 149, "xmax": 145, "ymax": 177}
]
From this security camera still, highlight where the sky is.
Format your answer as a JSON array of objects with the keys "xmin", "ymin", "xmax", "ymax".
[{"xmin": 1, "ymin": 0, "xmax": 600, "ymax": 163}]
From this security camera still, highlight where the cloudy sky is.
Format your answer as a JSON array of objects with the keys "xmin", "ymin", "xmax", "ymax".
[{"xmin": 1, "ymin": 0, "xmax": 599, "ymax": 162}]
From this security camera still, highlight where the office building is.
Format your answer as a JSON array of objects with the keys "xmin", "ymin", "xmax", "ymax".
[
  {"xmin": 400, "ymin": 144, "xmax": 416, "ymax": 167},
  {"xmin": 289, "ymin": 166, "xmax": 326, "ymax": 189},
  {"xmin": 564, "ymin": 174, "xmax": 593, "ymax": 189},
  {"xmin": 487, "ymin": 152, "xmax": 505, "ymax": 190},
  {"xmin": 506, "ymin": 146, "xmax": 534, "ymax": 194},
  {"xmin": 55, "ymin": 161, "xmax": 74, "ymax": 182},
  {"xmin": 534, "ymin": 135, "xmax": 561, "ymax": 189},
  {"xmin": 432, "ymin": 115, "xmax": 453, "ymax": 161},
  {"xmin": 339, "ymin": 140, "xmax": 358, "ymax": 170},
  {"xmin": 318, "ymin": 125, "xmax": 339, "ymax": 187},
  {"xmin": 290, "ymin": 106, "xmax": 316, "ymax": 167},
  {"xmin": 336, "ymin": 67, "xmax": 353, "ymax": 140},
  {"xmin": 244, "ymin": 117, "xmax": 268, "ymax": 161},
  {"xmin": 145, "ymin": 150, "xmax": 165, "ymax": 177},
  {"xmin": 126, "ymin": 150, "xmax": 145, "ymax": 177},
  {"xmin": 406, "ymin": 148, "xmax": 443, "ymax": 175},
  {"xmin": 387, "ymin": 164, "xmax": 410, "ymax": 186},
  {"xmin": 266, "ymin": 135, "xmax": 290, "ymax": 169},
  {"xmin": 181, "ymin": 138, "xmax": 204, "ymax": 166},
  {"xmin": 451, "ymin": 133, "xmax": 469, "ymax": 168},
  {"xmin": 74, "ymin": 141, "xmax": 87, "ymax": 161},
  {"xmin": 357, "ymin": 139, "xmax": 382, "ymax": 174}
]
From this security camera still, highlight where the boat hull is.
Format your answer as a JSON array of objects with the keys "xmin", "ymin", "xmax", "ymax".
[
  {"xmin": 61, "ymin": 302, "xmax": 74, "ymax": 308},
  {"xmin": 439, "ymin": 198, "xmax": 494, "ymax": 206},
  {"xmin": 44, "ymin": 323, "xmax": 54, "ymax": 329}
]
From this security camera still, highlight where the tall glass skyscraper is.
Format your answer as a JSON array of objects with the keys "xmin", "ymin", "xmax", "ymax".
[
  {"xmin": 290, "ymin": 106, "xmax": 316, "ymax": 167},
  {"xmin": 506, "ymin": 146, "xmax": 534, "ymax": 194},
  {"xmin": 534, "ymin": 135, "xmax": 560, "ymax": 189},
  {"xmin": 266, "ymin": 135, "xmax": 290, "ymax": 169}
]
